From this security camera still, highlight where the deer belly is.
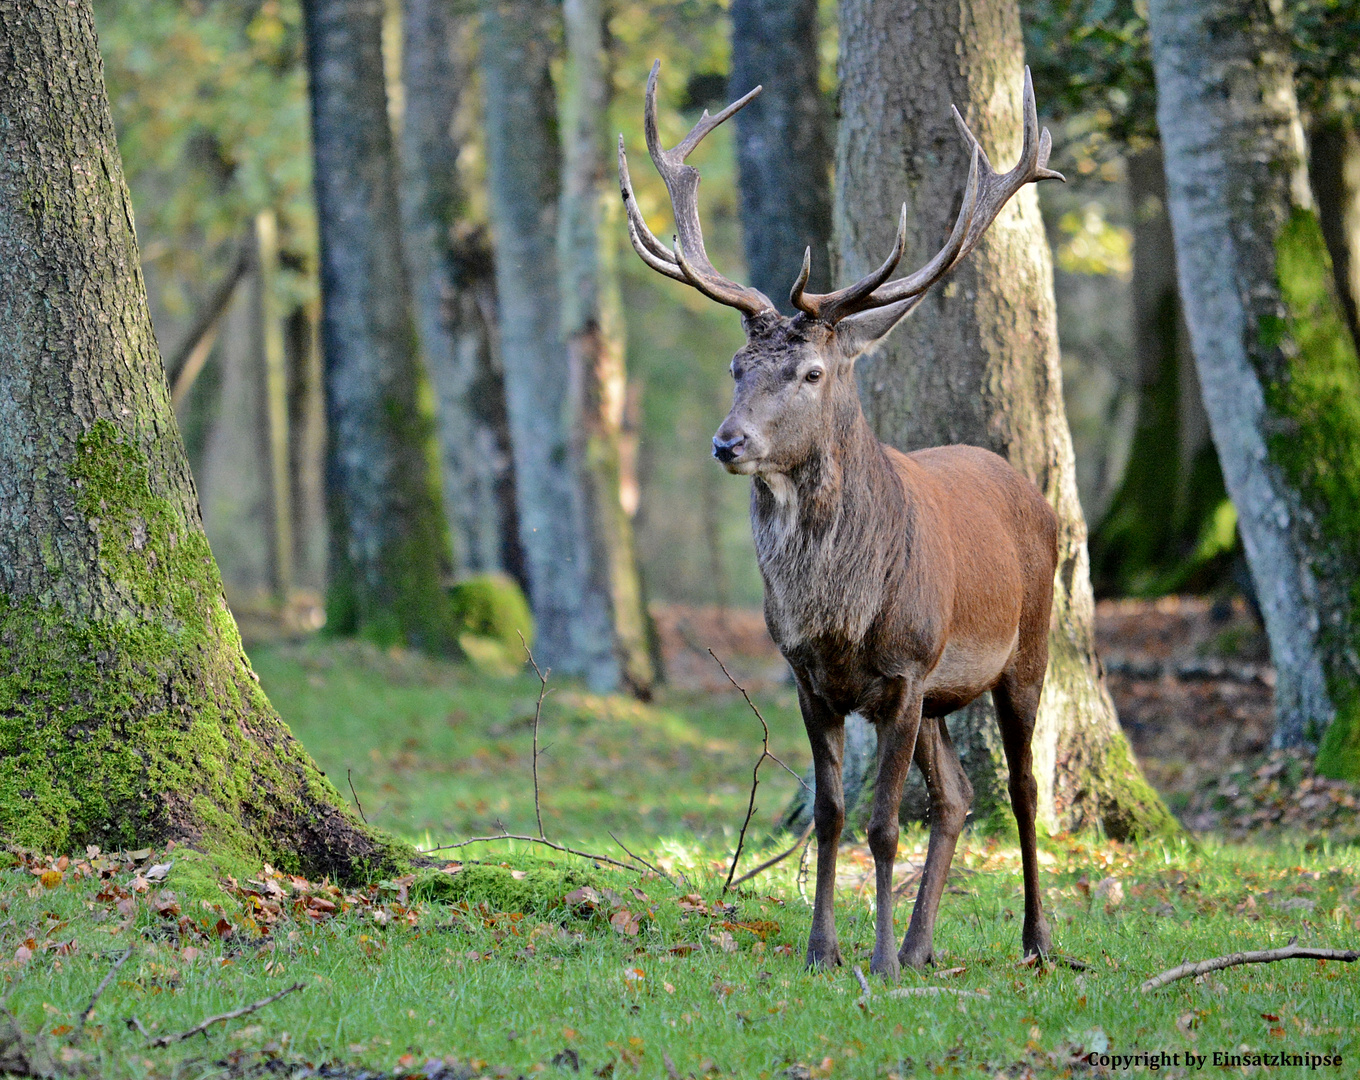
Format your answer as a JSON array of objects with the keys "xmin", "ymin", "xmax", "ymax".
[{"xmin": 923, "ymin": 631, "xmax": 1018, "ymax": 699}]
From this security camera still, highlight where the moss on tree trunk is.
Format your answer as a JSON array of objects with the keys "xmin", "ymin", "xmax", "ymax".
[{"xmin": 0, "ymin": 0, "xmax": 406, "ymax": 878}]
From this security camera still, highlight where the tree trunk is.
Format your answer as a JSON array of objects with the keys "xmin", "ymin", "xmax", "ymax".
[
  {"xmin": 0, "ymin": 0, "xmax": 402, "ymax": 877},
  {"xmin": 729, "ymin": 0, "xmax": 834, "ymax": 313},
  {"xmin": 398, "ymin": 0, "xmax": 526, "ymax": 590},
  {"xmin": 481, "ymin": 0, "xmax": 615, "ymax": 684},
  {"xmin": 302, "ymin": 0, "xmax": 456, "ymax": 653},
  {"xmin": 253, "ymin": 210, "xmax": 295, "ymax": 604},
  {"xmin": 1309, "ymin": 116, "xmax": 1360, "ymax": 351},
  {"xmin": 830, "ymin": 0, "xmax": 1171, "ymax": 836},
  {"xmin": 1149, "ymin": 0, "xmax": 1360, "ymax": 776},
  {"xmin": 287, "ymin": 299, "xmax": 329, "ymax": 593},
  {"xmin": 1090, "ymin": 146, "xmax": 1227, "ymax": 597},
  {"xmin": 557, "ymin": 0, "xmax": 655, "ymax": 696}
]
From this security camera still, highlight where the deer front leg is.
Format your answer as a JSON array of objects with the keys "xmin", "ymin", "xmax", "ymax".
[
  {"xmin": 866, "ymin": 681, "xmax": 924, "ymax": 981},
  {"xmin": 795, "ymin": 674, "xmax": 846, "ymax": 969}
]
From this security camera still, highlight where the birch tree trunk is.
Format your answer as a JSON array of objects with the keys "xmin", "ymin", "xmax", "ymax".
[
  {"xmin": 729, "ymin": 0, "xmax": 834, "ymax": 312},
  {"xmin": 0, "ymin": 0, "xmax": 402, "ymax": 876},
  {"xmin": 481, "ymin": 0, "xmax": 616, "ymax": 684},
  {"xmin": 399, "ymin": 0, "xmax": 526, "ymax": 589},
  {"xmin": 302, "ymin": 0, "xmax": 456, "ymax": 653},
  {"xmin": 557, "ymin": 0, "xmax": 654, "ymax": 696},
  {"xmin": 832, "ymin": 0, "xmax": 1171, "ymax": 836},
  {"xmin": 1149, "ymin": 0, "xmax": 1360, "ymax": 776}
]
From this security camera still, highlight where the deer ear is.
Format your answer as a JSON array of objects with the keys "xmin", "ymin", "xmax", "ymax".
[{"xmin": 833, "ymin": 296, "xmax": 925, "ymax": 360}]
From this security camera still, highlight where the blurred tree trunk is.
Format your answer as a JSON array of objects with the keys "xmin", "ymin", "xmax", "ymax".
[
  {"xmin": 1309, "ymin": 116, "xmax": 1360, "ymax": 349},
  {"xmin": 302, "ymin": 0, "xmax": 456, "ymax": 653},
  {"xmin": 398, "ymin": 0, "xmax": 527, "ymax": 591},
  {"xmin": 481, "ymin": 0, "xmax": 617, "ymax": 684},
  {"xmin": 0, "ymin": 0, "xmax": 402, "ymax": 877},
  {"xmin": 1149, "ymin": 0, "xmax": 1360, "ymax": 776},
  {"xmin": 729, "ymin": 0, "xmax": 834, "ymax": 312},
  {"xmin": 286, "ymin": 299, "xmax": 329, "ymax": 593},
  {"xmin": 253, "ymin": 210, "xmax": 295, "ymax": 605},
  {"xmin": 557, "ymin": 0, "xmax": 655, "ymax": 696},
  {"xmin": 829, "ymin": 0, "xmax": 1171, "ymax": 837},
  {"xmin": 1090, "ymin": 146, "xmax": 1227, "ymax": 596}
]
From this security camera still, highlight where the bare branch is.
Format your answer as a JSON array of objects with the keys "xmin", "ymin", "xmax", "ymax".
[
  {"xmin": 519, "ymin": 631, "xmax": 551, "ymax": 841},
  {"xmin": 133, "ymin": 983, "xmax": 304, "ymax": 1047},
  {"xmin": 167, "ymin": 240, "xmax": 252, "ymax": 408},
  {"xmin": 78, "ymin": 947, "xmax": 132, "ymax": 1031},
  {"xmin": 346, "ymin": 768, "xmax": 367, "ymax": 825},
  {"xmin": 609, "ymin": 831, "xmax": 683, "ymax": 889},
  {"xmin": 1139, "ymin": 943, "xmax": 1359, "ymax": 992},
  {"xmin": 417, "ymin": 833, "xmax": 640, "ymax": 874},
  {"xmin": 728, "ymin": 820, "xmax": 814, "ymax": 889}
]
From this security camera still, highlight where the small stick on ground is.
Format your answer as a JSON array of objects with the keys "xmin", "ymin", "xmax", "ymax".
[
  {"xmin": 519, "ymin": 631, "xmax": 551, "ymax": 841},
  {"xmin": 710, "ymin": 650, "xmax": 808, "ymax": 893},
  {"xmin": 133, "ymin": 982, "xmax": 305, "ymax": 1047},
  {"xmin": 854, "ymin": 965, "xmax": 873, "ymax": 1004},
  {"xmin": 729, "ymin": 821, "xmax": 814, "ymax": 889},
  {"xmin": 1140, "ymin": 943, "xmax": 1359, "ymax": 992},
  {"xmin": 78, "ymin": 947, "xmax": 132, "ymax": 1030},
  {"xmin": 609, "ymin": 831, "xmax": 684, "ymax": 889},
  {"xmin": 418, "ymin": 833, "xmax": 640, "ymax": 873},
  {"xmin": 347, "ymin": 768, "xmax": 367, "ymax": 825}
]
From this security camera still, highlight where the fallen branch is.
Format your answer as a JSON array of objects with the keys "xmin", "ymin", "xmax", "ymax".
[
  {"xmin": 728, "ymin": 821, "xmax": 814, "ymax": 889},
  {"xmin": 854, "ymin": 965, "xmax": 873, "ymax": 1005},
  {"xmin": 417, "ymin": 832, "xmax": 640, "ymax": 873},
  {"xmin": 609, "ymin": 831, "xmax": 684, "ymax": 889},
  {"xmin": 1140, "ymin": 943, "xmax": 1359, "ymax": 992},
  {"xmin": 710, "ymin": 650, "xmax": 808, "ymax": 894},
  {"xmin": 131, "ymin": 982, "xmax": 304, "ymax": 1047},
  {"xmin": 78, "ymin": 947, "xmax": 132, "ymax": 1030}
]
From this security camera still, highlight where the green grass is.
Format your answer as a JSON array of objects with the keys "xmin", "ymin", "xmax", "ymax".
[{"xmin": 3, "ymin": 640, "xmax": 1358, "ymax": 1079}]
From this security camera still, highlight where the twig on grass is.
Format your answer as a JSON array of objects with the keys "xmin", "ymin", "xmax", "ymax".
[
  {"xmin": 347, "ymin": 768, "xmax": 367, "ymax": 825},
  {"xmin": 854, "ymin": 965, "xmax": 873, "ymax": 1005},
  {"xmin": 796, "ymin": 831, "xmax": 813, "ymax": 906},
  {"xmin": 417, "ymin": 832, "xmax": 641, "ymax": 873},
  {"xmin": 710, "ymin": 650, "xmax": 808, "ymax": 894},
  {"xmin": 1139, "ymin": 941, "xmax": 1359, "ymax": 992},
  {"xmin": 77, "ymin": 947, "xmax": 132, "ymax": 1030},
  {"xmin": 609, "ymin": 831, "xmax": 684, "ymax": 889},
  {"xmin": 519, "ymin": 631, "xmax": 551, "ymax": 841},
  {"xmin": 131, "ymin": 982, "xmax": 305, "ymax": 1047},
  {"xmin": 728, "ymin": 821, "xmax": 815, "ymax": 889}
]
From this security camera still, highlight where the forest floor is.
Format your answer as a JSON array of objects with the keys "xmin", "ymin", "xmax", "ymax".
[{"xmin": 3, "ymin": 600, "xmax": 1358, "ymax": 1078}]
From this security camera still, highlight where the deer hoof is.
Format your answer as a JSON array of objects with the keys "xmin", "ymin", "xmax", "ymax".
[
  {"xmin": 869, "ymin": 951, "xmax": 901, "ymax": 982},
  {"xmin": 898, "ymin": 943, "xmax": 934, "ymax": 971},
  {"xmin": 1023, "ymin": 917, "xmax": 1052, "ymax": 959},
  {"xmin": 805, "ymin": 942, "xmax": 843, "ymax": 969}
]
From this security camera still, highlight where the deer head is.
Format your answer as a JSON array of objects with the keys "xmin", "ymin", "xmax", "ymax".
[{"xmin": 618, "ymin": 61, "xmax": 1063, "ymax": 477}]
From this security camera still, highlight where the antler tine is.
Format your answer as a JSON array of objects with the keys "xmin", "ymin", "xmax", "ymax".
[
  {"xmin": 790, "ymin": 204, "xmax": 908, "ymax": 322},
  {"xmin": 618, "ymin": 135, "xmax": 686, "ymax": 283},
  {"xmin": 628, "ymin": 60, "xmax": 774, "ymax": 318},
  {"xmin": 836, "ymin": 66, "xmax": 1063, "ymax": 317}
]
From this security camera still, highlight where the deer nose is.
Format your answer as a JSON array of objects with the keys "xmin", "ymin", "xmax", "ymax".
[{"xmin": 712, "ymin": 433, "xmax": 747, "ymax": 463}]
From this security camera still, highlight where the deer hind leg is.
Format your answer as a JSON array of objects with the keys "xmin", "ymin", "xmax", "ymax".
[
  {"xmin": 796, "ymin": 674, "xmax": 847, "ymax": 969},
  {"xmin": 898, "ymin": 714, "xmax": 973, "ymax": 970},
  {"xmin": 993, "ymin": 675, "xmax": 1052, "ymax": 959},
  {"xmin": 865, "ymin": 681, "xmax": 924, "ymax": 981}
]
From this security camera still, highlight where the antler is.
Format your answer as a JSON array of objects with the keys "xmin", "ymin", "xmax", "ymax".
[
  {"xmin": 791, "ymin": 67, "xmax": 1063, "ymax": 325},
  {"xmin": 618, "ymin": 60, "xmax": 776, "ymax": 319}
]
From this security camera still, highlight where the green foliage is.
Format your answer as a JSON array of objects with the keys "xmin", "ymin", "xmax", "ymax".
[
  {"xmin": 1268, "ymin": 208, "xmax": 1360, "ymax": 778},
  {"xmin": 412, "ymin": 862, "xmax": 592, "ymax": 915}
]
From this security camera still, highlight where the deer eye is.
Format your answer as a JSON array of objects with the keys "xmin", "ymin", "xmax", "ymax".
[{"xmin": 805, "ymin": 368, "xmax": 823, "ymax": 383}]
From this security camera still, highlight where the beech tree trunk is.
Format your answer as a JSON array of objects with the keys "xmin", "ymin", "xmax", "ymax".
[
  {"xmin": 830, "ymin": 0, "xmax": 1171, "ymax": 836},
  {"xmin": 302, "ymin": 0, "xmax": 456, "ymax": 652},
  {"xmin": 557, "ymin": 0, "xmax": 655, "ymax": 696},
  {"xmin": 481, "ymin": 0, "xmax": 616, "ymax": 684},
  {"xmin": 1309, "ymin": 117, "xmax": 1360, "ymax": 350},
  {"xmin": 0, "ymin": 0, "xmax": 401, "ymax": 876},
  {"xmin": 398, "ymin": 0, "xmax": 526, "ymax": 589},
  {"xmin": 1149, "ymin": 0, "xmax": 1360, "ymax": 776},
  {"xmin": 729, "ymin": 0, "xmax": 834, "ymax": 312}
]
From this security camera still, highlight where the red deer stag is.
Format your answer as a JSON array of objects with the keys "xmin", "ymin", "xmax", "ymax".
[{"xmin": 619, "ymin": 61, "xmax": 1065, "ymax": 979}]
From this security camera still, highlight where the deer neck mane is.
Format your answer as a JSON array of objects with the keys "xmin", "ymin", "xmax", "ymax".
[{"xmin": 750, "ymin": 404, "xmax": 907, "ymax": 649}]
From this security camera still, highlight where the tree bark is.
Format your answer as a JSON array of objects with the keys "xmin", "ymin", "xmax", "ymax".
[
  {"xmin": 302, "ymin": 0, "xmax": 456, "ymax": 652},
  {"xmin": 0, "ymin": 0, "xmax": 402, "ymax": 876},
  {"xmin": 481, "ymin": 0, "xmax": 615, "ymax": 684},
  {"xmin": 557, "ymin": 0, "xmax": 655, "ymax": 696},
  {"xmin": 398, "ymin": 0, "xmax": 526, "ymax": 590},
  {"xmin": 830, "ymin": 0, "xmax": 1171, "ymax": 836},
  {"xmin": 1309, "ymin": 116, "xmax": 1360, "ymax": 351},
  {"xmin": 729, "ymin": 0, "xmax": 834, "ymax": 313},
  {"xmin": 1149, "ymin": 0, "xmax": 1360, "ymax": 776}
]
